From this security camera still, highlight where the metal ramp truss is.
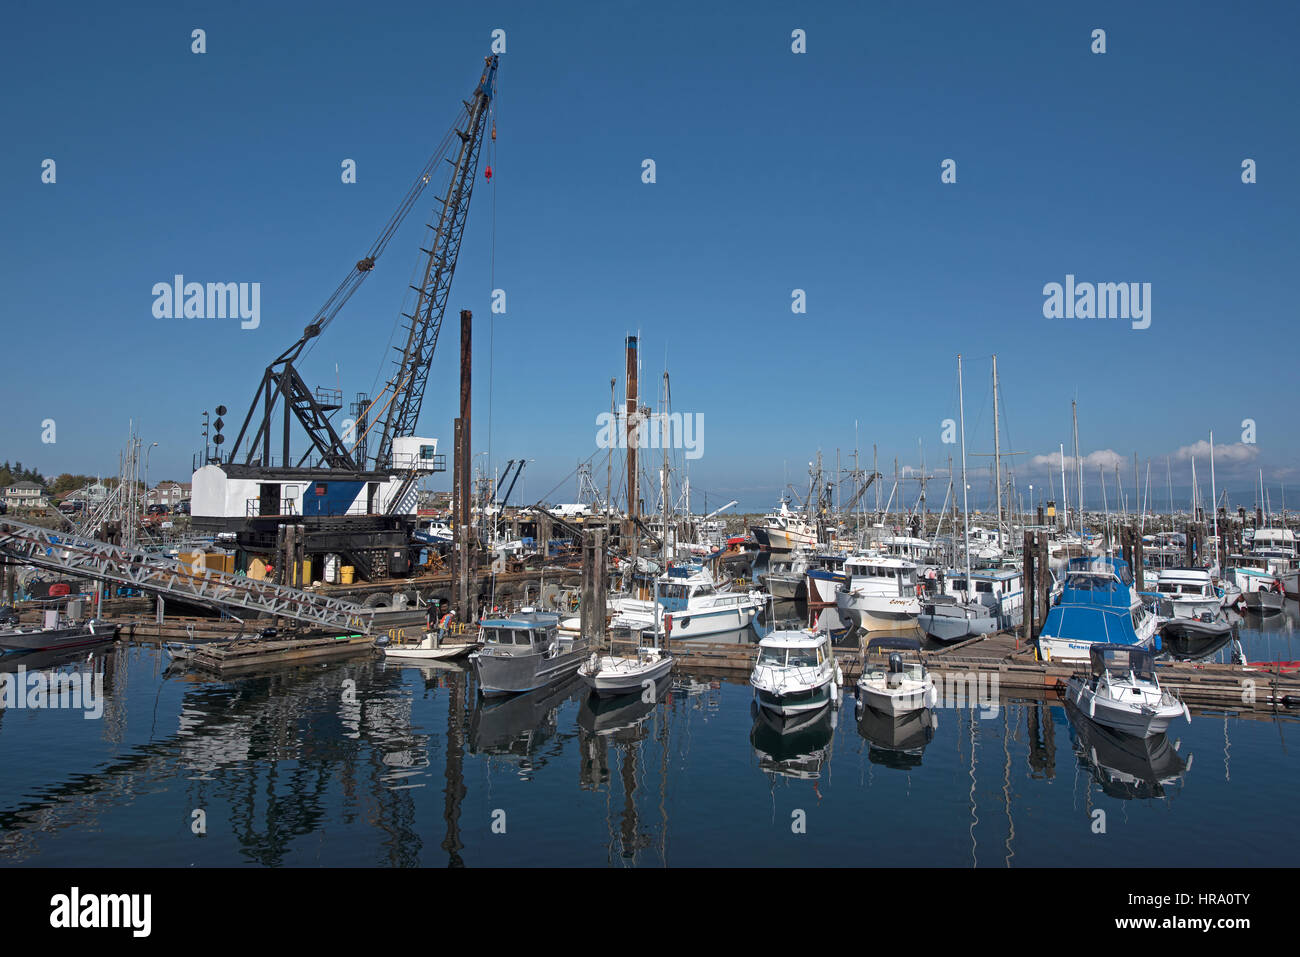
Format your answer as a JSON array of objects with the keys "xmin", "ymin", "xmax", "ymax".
[{"xmin": 0, "ymin": 517, "xmax": 374, "ymax": 635}]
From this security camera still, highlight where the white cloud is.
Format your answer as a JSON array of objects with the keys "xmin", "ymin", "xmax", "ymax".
[
  {"xmin": 1031, "ymin": 449, "xmax": 1126, "ymax": 471},
  {"xmin": 1173, "ymin": 440, "xmax": 1258, "ymax": 463}
]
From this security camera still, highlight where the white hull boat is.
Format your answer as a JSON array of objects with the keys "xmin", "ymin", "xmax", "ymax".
[
  {"xmin": 579, "ymin": 649, "xmax": 674, "ymax": 697},
  {"xmin": 855, "ymin": 637, "xmax": 938, "ymax": 715},
  {"xmin": 384, "ymin": 631, "xmax": 480, "ymax": 660},
  {"xmin": 1064, "ymin": 643, "xmax": 1189, "ymax": 738},
  {"xmin": 751, "ymin": 628, "xmax": 841, "ymax": 716}
]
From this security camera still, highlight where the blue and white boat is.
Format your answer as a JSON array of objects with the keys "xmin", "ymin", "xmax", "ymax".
[
  {"xmin": 806, "ymin": 552, "xmax": 850, "ymax": 606},
  {"xmin": 1038, "ymin": 558, "xmax": 1159, "ymax": 663}
]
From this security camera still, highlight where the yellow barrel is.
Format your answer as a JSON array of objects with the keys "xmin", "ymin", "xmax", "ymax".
[{"xmin": 340, "ymin": 565, "xmax": 354, "ymax": 585}]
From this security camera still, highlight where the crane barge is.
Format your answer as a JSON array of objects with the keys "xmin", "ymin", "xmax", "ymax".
[{"xmin": 191, "ymin": 55, "xmax": 499, "ymax": 583}]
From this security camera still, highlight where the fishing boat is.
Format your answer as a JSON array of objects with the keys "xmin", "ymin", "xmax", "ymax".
[
  {"xmin": 805, "ymin": 552, "xmax": 849, "ymax": 606},
  {"xmin": 1038, "ymin": 601, "xmax": 1158, "ymax": 664},
  {"xmin": 1064, "ymin": 643, "xmax": 1189, "ymax": 738},
  {"xmin": 469, "ymin": 611, "xmax": 588, "ymax": 696},
  {"xmin": 1047, "ymin": 557, "xmax": 1158, "ymax": 639},
  {"xmin": 750, "ymin": 628, "xmax": 841, "ymax": 716},
  {"xmin": 763, "ymin": 550, "xmax": 810, "ymax": 600},
  {"xmin": 1250, "ymin": 528, "xmax": 1299, "ymax": 593},
  {"xmin": 751, "ymin": 500, "xmax": 816, "ymax": 554},
  {"xmin": 835, "ymin": 555, "xmax": 922, "ymax": 632},
  {"xmin": 1152, "ymin": 567, "xmax": 1222, "ymax": 620},
  {"xmin": 1233, "ymin": 565, "xmax": 1286, "ymax": 614},
  {"xmin": 578, "ymin": 615, "xmax": 674, "ymax": 697},
  {"xmin": 855, "ymin": 636, "xmax": 937, "ymax": 715},
  {"xmin": 918, "ymin": 568, "xmax": 1023, "ymax": 642}
]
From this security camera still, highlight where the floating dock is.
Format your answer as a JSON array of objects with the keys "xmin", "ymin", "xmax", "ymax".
[{"xmin": 660, "ymin": 630, "xmax": 1300, "ymax": 715}]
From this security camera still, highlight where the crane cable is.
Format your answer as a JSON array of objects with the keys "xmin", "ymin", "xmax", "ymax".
[{"xmin": 487, "ymin": 67, "xmax": 499, "ymax": 501}]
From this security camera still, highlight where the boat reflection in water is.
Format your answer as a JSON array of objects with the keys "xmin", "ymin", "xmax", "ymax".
[
  {"xmin": 749, "ymin": 702, "xmax": 835, "ymax": 781},
  {"xmin": 855, "ymin": 703, "xmax": 937, "ymax": 770},
  {"xmin": 1160, "ymin": 629, "xmax": 1234, "ymax": 663},
  {"xmin": 578, "ymin": 675, "xmax": 672, "ymax": 738},
  {"xmin": 1064, "ymin": 700, "xmax": 1192, "ymax": 800},
  {"xmin": 469, "ymin": 674, "xmax": 584, "ymax": 766}
]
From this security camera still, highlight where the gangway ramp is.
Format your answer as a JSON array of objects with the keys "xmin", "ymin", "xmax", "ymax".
[{"xmin": 0, "ymin": 517, "xmax": 375, "ymax": 635}]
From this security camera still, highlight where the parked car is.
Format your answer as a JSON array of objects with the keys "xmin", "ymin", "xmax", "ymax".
[
  {"xmin": 146, "ymin": 504, "xmax": 170, "ymax": 516},
  {"xmin": 174, "ymin": 500, "xmax": 191, "ymax": 515}
]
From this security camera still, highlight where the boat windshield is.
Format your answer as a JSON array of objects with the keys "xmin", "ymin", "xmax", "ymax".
[
  {"xmin": 759, "ymin": 645, "xmax": 823, "ymax": 667},
  {"xmin": 1089, "ymin": 644, "xmax": 1155, "ymax": 679}
]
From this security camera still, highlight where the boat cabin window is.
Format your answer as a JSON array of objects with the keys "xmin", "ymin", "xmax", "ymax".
[
  {"xmin": 695, "ymin": 584, "xmax": 715, "ymax": 597},
  {"xmin": 975, "ymin": 581, "xmax": 992, "ymax": 593}
]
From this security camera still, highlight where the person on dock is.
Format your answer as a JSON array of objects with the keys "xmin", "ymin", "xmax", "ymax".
[{"xmin": 434, "ymin": 609, "xmax": 456, "ymax": 647}]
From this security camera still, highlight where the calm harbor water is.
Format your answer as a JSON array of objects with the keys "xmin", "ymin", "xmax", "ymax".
[{"xmin": 1, "ymin": 605, "xmax": 1296, "ymax": 868}]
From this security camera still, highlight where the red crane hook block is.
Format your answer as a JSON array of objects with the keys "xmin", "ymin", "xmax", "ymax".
[{"xmin": 484, "ymin": 165, "xmax": 493, "ymax": 181}]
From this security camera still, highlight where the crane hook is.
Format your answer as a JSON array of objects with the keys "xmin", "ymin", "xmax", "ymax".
[{"xmin": 484, "ymin": 165, "xmax": 493, "ymax": 181}]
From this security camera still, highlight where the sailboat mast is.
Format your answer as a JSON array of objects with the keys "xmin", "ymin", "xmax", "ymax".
[
  {"xmin": 958, "ymin": 355, "xmax": 972, "ymax": 595},
  {"xmin": 1210, "ymin": 430, "xmax": 1219, "ymax": 570},
  {"xmin": 1072, "ymin": 400, "xmax": 1083, "ymax": 539},
  {"xmin": 993, "ymin": 355, "xmax": 1002, "ymax": 547},
  {"xmin": 1060, "ymin": 442, "xmax": 1067, "ymax": 532}
]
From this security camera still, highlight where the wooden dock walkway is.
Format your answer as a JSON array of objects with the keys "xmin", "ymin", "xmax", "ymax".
[{"xmin": 661, "ymin": 630, "xmax": 1300, "ymax": 716}]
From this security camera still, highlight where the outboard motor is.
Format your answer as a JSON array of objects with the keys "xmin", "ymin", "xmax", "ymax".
[{"xmin": 887, "ymin": 651, "xmax": 904, "ymax": 688}]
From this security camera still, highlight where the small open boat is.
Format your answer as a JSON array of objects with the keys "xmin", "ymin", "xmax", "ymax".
[
  {"xmin": 855, "ymin": 636, "xmax": 937, "ymax": 715},
  {"xmin": 578, "ymin": 616, "xmax": 674, "ymax": 697},
  {"xmin": 383, "ymin": 630, "xmax": 480, "ymax": 661}
]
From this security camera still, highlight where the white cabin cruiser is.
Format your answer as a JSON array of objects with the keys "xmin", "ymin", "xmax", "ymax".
[
  {"xmin": 855, "ymin": 636, "xmax": 937, "ymax": 716},
  {"xmin": 750, "ymin": 628, "xmax": 841, "ymax": 716},
  {"xmin": 613, "ymin": 564, "xmax": 763, "ymax": 640},
  {"xmin": 1153, "ymin": 567, "xmax": 1223, "ymax": 620},
  {"xmin": 836, "ymin": 556, "xmax": 922, "ymax": 632},
  {"xmin": 1065, "ymin": 643, "xmax": 1189, "ymax": 738}
]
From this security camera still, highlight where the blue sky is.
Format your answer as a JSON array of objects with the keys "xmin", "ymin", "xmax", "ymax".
[{"xmin": 2, "ymin": 0, "xmax": 1297, "ymax": 513}]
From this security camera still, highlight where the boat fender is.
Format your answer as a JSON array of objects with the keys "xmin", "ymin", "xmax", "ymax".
[{"xmin": 1182, "ymin": 701, "xmax": 1191, "ymax": 724}]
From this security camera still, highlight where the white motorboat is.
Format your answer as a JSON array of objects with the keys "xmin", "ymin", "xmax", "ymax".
[
  {"xmin": 750, "ymin": 628, "xmax": 841, "ymax": 716},
  {"xmin": 855, "ymin": 636, "xmax": 937, "ymax": 715},
  {"xmin": 613, "ymin": 563, "xmax": 763, "ymax": 640},
  {"xmin": 1152, "ymin": 567, "xmax": 1222, "ymax": 620},
  {"xmin": 1065, "ymin": 643, "xmax": 1189, "ymax": 738},
  {"xmin": 578, "ymin": 617, "xmax": 674, "ymax": 697},
  {"xmin": 835, "ymin": 555, "xmax": 922, "ymax": 632}
]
